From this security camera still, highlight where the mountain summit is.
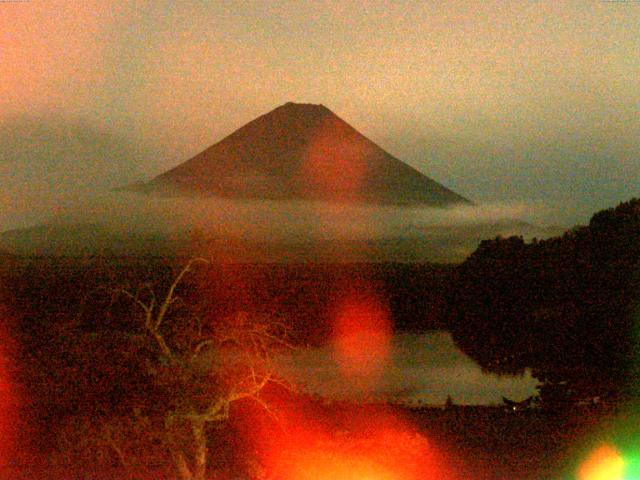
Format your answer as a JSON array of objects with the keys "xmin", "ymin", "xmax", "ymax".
[{"xmin": 134, "ymin": 103, "xmax": 469, "ymax": 206}]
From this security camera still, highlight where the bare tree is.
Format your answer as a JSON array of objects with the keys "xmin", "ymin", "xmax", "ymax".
[{"xmin": 104, "ymin": 258, "xmax": 290, "ymax": 480}]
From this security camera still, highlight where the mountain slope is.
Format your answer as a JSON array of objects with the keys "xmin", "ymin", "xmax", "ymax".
[{"xmin": 133, "ymin": 102, "xmax": 470, "ymax": 206}]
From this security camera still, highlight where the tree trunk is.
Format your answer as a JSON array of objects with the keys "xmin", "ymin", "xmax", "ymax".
[
  {"xmin": 173, "ymin": 450, "xmax": 194, "ymax": 480},
  {"xmin": 192, "ymin": 421, "xmax": 208, "ymax": 480}
]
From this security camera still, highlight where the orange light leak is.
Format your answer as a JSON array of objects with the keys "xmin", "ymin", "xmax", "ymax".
[
  {"xmin": 331, "ymin": 288, "xmax": 392, "ymax": 382},
  {"xmin": 300, "ymin": 115, "xmax": 371, "ymax": 202},
  {"xmin": 578, "ymin": 444, "xmax": 625, "ymax": 480},
  {"xmin": 241, "ymin": 396, "xmax": 460, "ymax": 480},
  {"xmin": 233, "ymin": 271, "xmax": 466, "ymax": 480}
]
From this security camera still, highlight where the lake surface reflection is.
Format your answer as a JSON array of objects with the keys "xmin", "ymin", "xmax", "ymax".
[{"xmin": 276, "ymin": 330, "xmax": 540, "ymax": 405}]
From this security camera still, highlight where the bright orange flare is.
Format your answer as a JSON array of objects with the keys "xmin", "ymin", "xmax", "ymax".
[
  {"xmin": 578, "ymin": 444, "xmax": 625, "ymax": 480},
  {"xmin": 300, "ymin": 116, "xmax": 370, "ymax": 201},
  {"xmin": 240, "ymin": 396, "xmax": 459, "ymax": 480},
  {"xmin": 284, "ymin": 446, "xmax": 398, "ymax": 480},
  {"xmin": 331, "ymin": 290, "xmax": 392, "ymax": 380}
]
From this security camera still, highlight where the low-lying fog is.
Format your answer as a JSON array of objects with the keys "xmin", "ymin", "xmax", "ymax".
[
  {"xmin": 1, "ymin": 191, "xmax": 565, "ymax": 262},
  {"xmin": 46, "ymin": 192, "xmax": 546, "ymax": 238}
]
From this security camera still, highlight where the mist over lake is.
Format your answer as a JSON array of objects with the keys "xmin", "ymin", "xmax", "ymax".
[{"xmin": 275, "ymin": 331, "xmax": 539, "ymax": 405}]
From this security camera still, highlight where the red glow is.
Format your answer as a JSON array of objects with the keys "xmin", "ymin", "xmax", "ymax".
[
  {"xmin": 578, "ymin": 444, "xmax": 625, "ymax": 480},
  {"xmin": 300, "ymin": 116, "xmax": 371, "ymax": 201},
  {"xmin": 331, "ymin": 288, "xmax": 392, "ymax": 381},
  {"xmin": 0, "ymin": 304, "xmax": 17, "ymax": 465},
  {"xmin": 240, "ymin": 396, "xmax": 461, "ymax": 480}
]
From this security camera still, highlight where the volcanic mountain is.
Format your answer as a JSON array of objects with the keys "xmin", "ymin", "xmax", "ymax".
[{"xmin": 132, "ymin": 102, "xmax": 470, "ymax": 206}]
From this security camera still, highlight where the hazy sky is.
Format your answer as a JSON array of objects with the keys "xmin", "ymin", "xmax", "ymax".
[{"xmin": 1, "ymin": 0, "xmax": 639, "ymax": 230}]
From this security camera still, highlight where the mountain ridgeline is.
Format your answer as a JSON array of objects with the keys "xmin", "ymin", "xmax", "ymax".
[
  {"xmin": 131, "ymin": 102, "xmax": 470, "ymax": 206},
  {"xmin": 4, "ymin": 103, "xmax": 567, "ymax": 262}
]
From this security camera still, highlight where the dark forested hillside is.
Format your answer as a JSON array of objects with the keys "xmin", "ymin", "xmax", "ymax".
[
  {"xmin": 3, "ymin": 259, "xmax": 454, "ymax": 342},
  {"xmin": 448, "ymin": 198, "xmax": 640, "ymax": 405}
]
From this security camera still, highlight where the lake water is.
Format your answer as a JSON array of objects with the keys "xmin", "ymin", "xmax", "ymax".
[{"xmin": 275, "ymin": 330, "xmax": 540, "ymax": 405}]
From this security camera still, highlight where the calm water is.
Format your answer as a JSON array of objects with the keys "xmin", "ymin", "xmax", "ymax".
[{"xmin": 275, "ymin": 330, "xmax": 540, "ymax": 405}]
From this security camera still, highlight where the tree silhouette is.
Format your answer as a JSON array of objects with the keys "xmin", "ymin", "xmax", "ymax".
[
  {"xmin": 80, "ymin": 258, "xmax": 291, "ymax": 480},
  {"xmin": 448, "ymin": 199, "xmax": 640, "ymax": 406}
]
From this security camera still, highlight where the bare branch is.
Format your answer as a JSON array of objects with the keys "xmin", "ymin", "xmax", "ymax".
[
  {"xmin": 118, "ymin": 288, "xmax": 153, "ymax": 316},
  {"xmin": 191, "ymin": 339, "xmax": 214, "ymax": 361},
  {"xmin": 101, "ymin": 423, "xmax": 128, "ymax": 470},
  {"xmin": 100, "ymin": 257, "xmax": 293, "ymax": 480},
  {"xmin": 155, "ymin": 257, "xmax": 209, "ymax": 331}
]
